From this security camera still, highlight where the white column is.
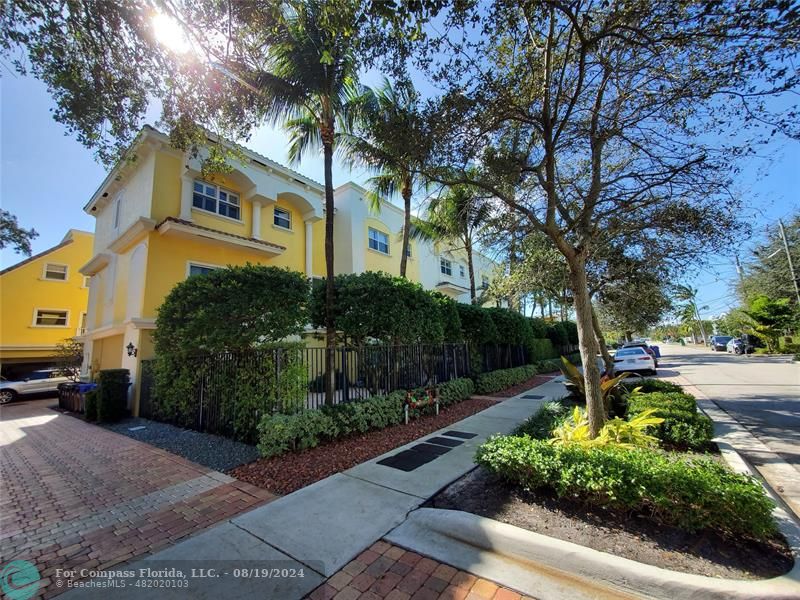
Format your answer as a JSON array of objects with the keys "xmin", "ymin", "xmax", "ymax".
[
  {"xmin": 180, "ymin": 172, "xmax": 194, "ymax": 221},
  {"xmin": 305, "ymin": 220, "xmax": 313, "ymax": 276},
  {"xmin": 252, "ymin": 200, "xmax": 262, "ymax": 239}
]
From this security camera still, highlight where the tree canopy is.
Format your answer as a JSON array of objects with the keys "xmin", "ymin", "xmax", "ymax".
[{"xmin": 0, "ymin": 210, "xmax": 38, "ymax": 256}]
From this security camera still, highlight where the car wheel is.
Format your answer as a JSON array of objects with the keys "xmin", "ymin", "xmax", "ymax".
[
  {"xmin": 0, "ymin": 389, "xmax": 16, "ymax": 404},
  {"xmin": 650, "ymin": 369, "xmax": 657, "ymax": 376}
]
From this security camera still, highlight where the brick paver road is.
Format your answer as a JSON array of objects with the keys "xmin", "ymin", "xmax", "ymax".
[
  {"xmin": 307, "ymin": 541, "xmax": 534, "ymax": 600},
  {"xmin": 0, "ymin": 398, "xmax": 275, "ymax": 598}
]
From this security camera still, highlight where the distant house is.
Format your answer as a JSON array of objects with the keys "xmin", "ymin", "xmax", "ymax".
[
  {"xmin": 0, "ymin": 230, "xmax": 93, "ymax": 379},
  {"xmin": 77, "ymin": 126, "xmax": 498, "ymax": 413}
]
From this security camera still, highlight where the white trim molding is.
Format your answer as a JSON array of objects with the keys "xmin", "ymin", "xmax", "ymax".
[
  {"xmin": 79, "ymin": 253, "xmax": 112, "ymax": 276},
  {"xmin": 108, "ymin": 217, "xmax": 156, "ymax": 253}
]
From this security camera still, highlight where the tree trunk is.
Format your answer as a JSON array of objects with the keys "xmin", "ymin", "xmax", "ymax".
[
  {"xmin": 591, "ymin": 305, "xmax": 614, "ymax": 374},
  {"xmin": 508, "ymin": 234, "xmax": 517, "ymax": 311},
  {"xmin": 465, "ymin": 235, "xmax": 477, "ymax": 303},
  {"xmin": 567, "ymin": 256, "xmax": 605, "ymax": 437},
  {"xmin": 399, "ymin": 178, "xmax": 411, "ymax": 278},
  {"xmin": 323, "ymin": 140, "xmax": 336, "ymax": 406}
]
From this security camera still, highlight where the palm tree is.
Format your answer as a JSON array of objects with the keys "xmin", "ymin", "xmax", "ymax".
[
  {"xmin": 258, "ymin": 0, "xmax": 363, "ymax": 405},
  {"xmin": 674, "ymin": 285, "xmax": 708, "ymax": 344},
  {"xmin": 418, "ymin": 183, "xmax": 492, "ymax": 303},
  {"xmin": 339, "ymin": 78, "xmax": 428, "ymax": 277}
]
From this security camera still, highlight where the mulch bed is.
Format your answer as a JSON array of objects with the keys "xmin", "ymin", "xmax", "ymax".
[
  {"xmin": 229, "ymin": 397, "xmax": 498, "ymax": 495},
  {"xmin": 428, "ymin": 467, "xmax": 793, "ymax": 580},
  {"xmin": 488, "ymin": 372, "xmax": 560, "ymax": 397}
]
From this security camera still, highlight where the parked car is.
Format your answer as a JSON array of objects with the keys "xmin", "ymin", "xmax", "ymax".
[
  {"xmin": 0, "ymin": 369, "xmax": 72, "ymax": 404},
  {"xmin": 622, "ymin": 341, "xmax": 659, "ymax": 367},
  {"xmin": 727, "ymin": 338, "xmax": 745, "ymax": 354},
  {"xmin": 613, "ymin": 347, "xmax": 657, "ymax": 375},
  {"xmin": 709, "ymin": 335, "xmax": 733, "ymax": 351}
]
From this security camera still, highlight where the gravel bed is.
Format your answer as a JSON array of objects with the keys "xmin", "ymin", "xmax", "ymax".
[{"xmin": 102, "ymin": 417, "xmax": 260, "ymax": 472}]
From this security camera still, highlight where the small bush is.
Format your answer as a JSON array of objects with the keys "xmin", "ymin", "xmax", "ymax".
[
  {"xmin": 622, "ymin": 379, "xmax": 684, "ymax": 394},
  {"xmin": 535, "ymin": 358, "xmax": 562, "ymax": 373},
  {"xmin": 84, "ymin": 390, "xmax": 98, "ymax": 422},
  {"xmin": 257, "ymin": 378, "xmax": 476, "ymax": 458},
  {"xmin": 96, "ymin": 369, "xmax": 130, "ymax": 423},
  {"xmin": 476, "ymin": 436, "xmax": 777, "ymax": 540},
  {"xmin": 627, "ymin": 391, "xmax": 713, "ymax": 450},
  {"xmin": 474, "ymin": 365, "xmax": 538, "ymax": 394},
  {"xmin": 515, "ymin": 401, "xmax": 569, "ymax": 439}
]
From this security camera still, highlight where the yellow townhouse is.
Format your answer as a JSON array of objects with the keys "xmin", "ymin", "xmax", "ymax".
[
  {"xmin": 0, "ymin": 229, "xmax": 94, "ymax": 379},
  {"xmin": 78, "ymin": 126, "xmax": 498, "ymax": 412}
]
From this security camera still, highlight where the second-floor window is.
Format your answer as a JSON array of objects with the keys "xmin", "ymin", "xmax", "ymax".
[
  {"xmin": 482, "ymin": 276, "xmax": 489, "ymax": 290},
  {"xmin": 193, "ymin": 181, "xmax": 240, "ymax": 220},
  {"xmin": 43, "ymin": 263, "xmax": 68, "ymax": 281},
  {"xmin": 188, "ymin": 263, "xmax": 218, "ymax": 277},
  {"xmin": 34, "ymin": 309, "xmax": 68, "ymax": 327},
  {"xmin": 459, "ymin": 264, "xmax": 466, "ymax": 278},
  {"xmin": 440, "ymin": 258, "xmax": 452, "ymax": 276},
  {"xmin": 274, "ymin": 207, "xmax": 292, "ymax": 229},
  {"xmin": 368, "ymin": 228, "xmax": 389, "ymax": 254}
]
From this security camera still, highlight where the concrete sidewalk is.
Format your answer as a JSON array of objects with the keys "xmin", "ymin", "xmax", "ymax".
[{"xmin": 58, "ymin": 378, "xmax": 568, "ymax": 599}]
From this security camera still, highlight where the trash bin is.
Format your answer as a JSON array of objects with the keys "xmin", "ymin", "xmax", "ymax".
[
  {"xmin": 58, "ymin": 382, "xmax": 98, "ymax": 413},
  {"xmin": 650, "ymin": 345, "xmax": 661, "ymax": 358}
]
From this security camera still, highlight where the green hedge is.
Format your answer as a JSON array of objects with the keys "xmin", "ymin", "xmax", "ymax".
[
  {"xmin": 84, "ymin": 390, "xmax": 98, "ymax": 422},
  {"xmin": 529, "ymin": 338, "xmax": 558, "ymax": 361},
  {"xmin": 476, "ymin": 436, "xmax": 777, "ymax": 540},
  {"xmin": 96, "ymin": 369, "xmax": 129, "ymax": 423},
  {"xmin": 627, "ymin": 391, "xmax": 714, "ymax": 450},
  {"xmin": 474, "ymin": 365, "xmax": 538, "ymax": 394},
  {"xmin": 622, "ymin": 379, "xmax": 684, "ymax": 394},
  {"xmin": 514, "ymin": 401, "xmax": 569, "ymax": 438},
  {"xmin": 257, "ymin": 378, "xmax": 475, "ymax": 458}
]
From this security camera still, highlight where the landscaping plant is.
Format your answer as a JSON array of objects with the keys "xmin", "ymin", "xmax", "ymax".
[
  {"xmin": 550, "ymin": 406, "xmax": 663, "ymax": 449},
  {"xmin": 474, "ymin": 365, "xmax": 538, "ymax": 395},
  {"xmin": 627, "ymin": 391, "xmax": 714, "ymax": 450},
  {"xmin": 476, "ymin": 436, "xmax": 777, "ymax": 540},
  {"xmin": 95, "ymin": 369, "xmax": 130, "ymax": 423},
  {"xmin": 560, "ymin": 356, "xmax": 628, "ymax": 414}
]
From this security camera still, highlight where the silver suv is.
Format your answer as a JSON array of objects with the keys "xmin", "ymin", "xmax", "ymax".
[{"xmin": 0, "ymin": 369, "xmax": 72, "ymax": 404}]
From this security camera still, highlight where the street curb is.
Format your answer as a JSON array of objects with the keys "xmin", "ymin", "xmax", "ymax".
[{"xmin": 387, "ymin": 506, "xmax": 800, "ymax": 600}]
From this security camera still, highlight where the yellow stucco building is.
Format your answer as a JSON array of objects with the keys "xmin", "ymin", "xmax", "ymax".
[
  {"xmin": 0, "ymin": 230, "xmax": 94, "ymax": 378},
  {"xmin": 78, "ymin": 126, "xmax": 498, "ymax": 413}
]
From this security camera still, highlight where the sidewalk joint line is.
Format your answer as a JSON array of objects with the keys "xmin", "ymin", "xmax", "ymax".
[{"xmin": 228, "ymin": 520, "xmax": 326, "ymax": 577}]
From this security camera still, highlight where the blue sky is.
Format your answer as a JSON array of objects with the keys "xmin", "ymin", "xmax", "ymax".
[{"xmin": 2, "ymin": 71, "xmax": 798, "ymax": 315}]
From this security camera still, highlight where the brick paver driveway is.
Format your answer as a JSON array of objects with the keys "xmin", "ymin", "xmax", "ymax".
[{"xmin": 0, "ymin": 398, "xmax": 274, "ymax": 598}]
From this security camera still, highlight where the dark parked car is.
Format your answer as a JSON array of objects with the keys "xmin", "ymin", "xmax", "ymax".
[{"xmin": 710, "ymin": 335, "xmax": 733, "ymax": 351}]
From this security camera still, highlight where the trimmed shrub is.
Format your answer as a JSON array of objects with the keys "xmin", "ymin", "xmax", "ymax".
[
  {"xmin": 529, "ymin": 317, "xmax": 549, "ymax": 339},
  {"xmin": 84, "ymin": 390, "xmax": 98, "ymax": 422},
  {"xmin": 474, "ymin": 365, "xmax": 538, "ymax": 394},
  {"xmin": 529, "ymin": 338, "xmax": 558, "ymax": 362},
  {"xmin": 536, "ymin": 358, "xmax": 562, "ymax": 373},
  {"xmin": 622, "ymin": 379, "xmax": 684, "ymax": 394},
  {"xmin": 546, "ymin": 322, "xmax": 570, "ymax": 348},
  {"xmin": 627, "ymin": 391, "xmax": 713, "ymax": 450},
  {"xmin": 96, "ymin": 369, "xmax": 130, "ymax": 423},
  {"xmin": 476, "ymin": 436, "xmax": 777, "ymax": 540},
  {"xmin": 562, "ymin": 321, "xmax": 579, "ymax": 345},
  {"xmin": 257, "ymin": 378, "xmax": 476, "ymax": 458}
]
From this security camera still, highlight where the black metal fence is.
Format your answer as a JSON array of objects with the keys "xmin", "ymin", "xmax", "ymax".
[{"xmin": 138, "ymin": 343, "xmax": 469, "ymax": 443}]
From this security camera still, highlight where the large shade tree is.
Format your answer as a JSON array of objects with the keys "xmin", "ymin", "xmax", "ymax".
[
  {"xmin": 412, "ymin": 0, "xmax": 798, "ymax": 436},
  {"xmin": 1, "ymin": 0, "xmax": 441, "ymax": 405}
]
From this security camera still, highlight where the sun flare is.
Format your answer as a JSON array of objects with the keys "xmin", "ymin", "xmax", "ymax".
[{"xmin": 152, "ymin": 12, "xmax": 191, "ymax": 54}]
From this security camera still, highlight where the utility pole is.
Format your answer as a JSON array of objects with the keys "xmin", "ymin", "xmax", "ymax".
[
  {"xmin": 778, "ymin": 219, "xmax": 800, "ymax": 305},
  {"xmin": 735, "ymin": 255, "xmax": 745, "ymax": 286}
]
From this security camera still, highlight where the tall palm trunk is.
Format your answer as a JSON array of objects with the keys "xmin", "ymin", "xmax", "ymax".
[
  {"xmin": 399, "ymin": 177, "xmax": 411, "ymax": 278},
  {"xmin": 465, "ymin": 235, "xmax": 477, "ymax": 303},
  {"xmin": 322, "ymin": 136, "xmax": 336, "ymax": 406}
]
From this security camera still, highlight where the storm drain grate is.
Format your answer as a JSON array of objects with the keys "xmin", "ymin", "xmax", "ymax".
[
  {"xmin": 521, "ymin": 394, "xmax": 545, "ymax": 399},
  {"xmin": 376, "ymin": 443, "xmax": 453, "ymax": 471},
  {"xmin": 425, "ymin": 436, "xmax": 464, "ymax": 448},
  {"xmin": 441, "ymin": 430, "xmax": 477, "ymax": 439}
]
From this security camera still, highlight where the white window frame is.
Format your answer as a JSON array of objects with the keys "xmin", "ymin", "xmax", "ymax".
[
  {"xmin": 186, "ymin": 261, "xmax": 223, "ymax": 278},
  {"xmin": 368, "ymin": 227, "xmax": 390, "ymax": 254},
  {"xmin": 82, "ymin": 276, "xmax": 91, "ymax": 288},
  {"xmin": 459, "ymin": 264, "xmax": 466, "ymax": 278},
  {"xmin": 192, "ymin": 180, "xmax": 242, "ymax": 222},
  {"xmin": 32, "ymin": 308, "xmax": 70, "ymax": 328},
  {"xmin": 273, "ymin": 207, "xmax": 292, "ymax": 230},
  {"xmin": 42, "ymin": 263, "xmax": 69, "ymax": 282},
  {"xmin": 440, "ymin": 258, "xmax": 453, "ymax": 276}
]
